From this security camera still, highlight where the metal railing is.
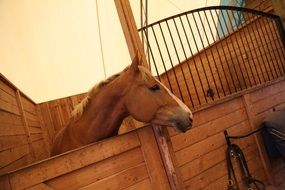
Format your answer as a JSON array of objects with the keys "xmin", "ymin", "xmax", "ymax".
[{"xmin": 139, "ymin": 6, "xmax": 285, "ymax": 108}]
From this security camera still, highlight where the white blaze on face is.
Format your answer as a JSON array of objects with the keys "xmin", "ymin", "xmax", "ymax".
[{"xmin": 155, "ymin": 79, "xmax": 193, "ymax": 119}]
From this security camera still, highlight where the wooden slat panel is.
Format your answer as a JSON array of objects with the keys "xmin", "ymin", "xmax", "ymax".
[
  {"xmin": 0, "ymin": 111, "xmax": 23, "ymax": 126},
  {"xmin": 8, "ymin": 132, "xmax": 140, "ymax": 190},
  {"xmin": 175, "ymin": 120, "xmax": 251, "ymax": 167},
  {"xmin": 171, "ymin": 107, "xmax": 247, "ymax": 152},
  {"xmin": 0, "ymin": 154, "xmax": 34, "ymax": 176},
  {"xmin": 0, "ymin": 135, "xmax": 28, "ymax": 152},
  {"xmin": 29, "ymin": 126, "xmax": 42, "ymax": 134},
  {"xmin": 183, "ymin": 145, "xmax": 262, "ymax": 190},
  {"xmin": 123, "ymin": 178, "xmax": 152, "ymax": 190},
  {"xmin": 27, "ymin": 119, "xmax": 41, "ymax": 128},
  {"xmin": 0, "ymin": 145, "xmax": 29, "ymax": 169},
  {"xmin": 0, "ymin": 124, "xmax": 25, "ymax": 136},
  {"xmin": 47, "ymin": 148, "xmax": 144, "ymax": 190},
  {"xmin": 24, "ymin": 111, "xmax": 39, "ymax": 122},
  {"xmin": 30, "ymin": 134, "xmax": 43, "ymax": 142},
  {"xmin": 168, "ymin": 97, "xmax": 244, "ymax": 136},
  {"xmin": 249, "ymin": 80, "xmax": 285, "ymax": 104},
  {"xmin": 0, "ymin": 98, "xmax": 20, "ymax": 115},
  {"xmin": 252, "ymin": 90, "xmax": 285, "ymax": 115},
  {"xmin": 0, "ymin": 79, "xmax": 16, "ymax": 97},
  {"xmin": 25, "ymin": 183, "xmax": 55, "ymax": 190},
  {"xmin": 180, "ymin": 139, "xmax": 257, "ymax": 182},
  {"xmin": 79, "ymin": 163, "xmax": 148, "ymax": 190},
  {"xmin": 20, "ymin": 95, "xmax": 37, "ymax": 116}
]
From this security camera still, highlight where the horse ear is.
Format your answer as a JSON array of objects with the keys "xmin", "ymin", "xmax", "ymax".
[{"xmin": 130, "ymin": 52, "xmax": 140, "ymax": 72}]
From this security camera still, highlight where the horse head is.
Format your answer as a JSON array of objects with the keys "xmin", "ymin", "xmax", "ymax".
[{"xmin": 122, "ymin": 54, "xmax": 193, "ymax": 133}]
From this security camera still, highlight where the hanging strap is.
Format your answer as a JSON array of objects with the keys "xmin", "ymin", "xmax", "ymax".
[{"xmin": 226, "ymin": 144, "xmax": 265, "ymax": 190}]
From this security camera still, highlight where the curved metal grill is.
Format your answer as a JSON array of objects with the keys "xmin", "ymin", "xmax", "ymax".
[{"xmin": 139, "ymin": 6, "xmax": 285, "ymax": 108}]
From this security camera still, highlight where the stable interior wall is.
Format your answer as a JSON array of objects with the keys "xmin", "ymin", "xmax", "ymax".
[
  {"xmin": 167, "ymin": 78, "xmax": 285, "ymax": 189},
  {"xmin": 0, "ymin": 74, "xmax": 49, "ymax": 176}
]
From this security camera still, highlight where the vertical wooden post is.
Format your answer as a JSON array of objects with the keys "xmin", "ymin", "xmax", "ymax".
[
  {"xmin": 15, "ymin": 90, "xmax": 36, "ymax": 159},
  {"xmin": 242, "ymin": 94, "xmax": 275, "ymax": 185},
  {"xmin": 153, "ymin": 125, "xmax": 185, "ymax": 190},
  {"xmin": 114, "ymin": 1, "xmax": 183, "ymax": 189},
  {"xmin": 114, "ymin": 0, "xmax": 148, "ymax": 68}
]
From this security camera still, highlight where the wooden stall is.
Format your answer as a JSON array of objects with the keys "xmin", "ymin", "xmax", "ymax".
[
  {"xmin": 159, "ymin": 13, "xmax": 285, "ymax": 108},
  {"xmin": 1, "ymin": 75, "xmax": 284, "ymax": 190},
  {"xmin": 1, "ymin": 1, "xmax": 284, "ymax": 189},
  {"xmin": 0, "ymin": 74, "xmax": 49, "ymax": 176}
]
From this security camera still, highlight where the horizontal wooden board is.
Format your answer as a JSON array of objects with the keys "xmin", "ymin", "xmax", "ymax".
[
  {"xmin": 0, "ymin": 111, "xmax": 23, "ymax": 126},
  {"xmin": 0, "ymin": 125, "xmax": 25, "ymax": 137},
  {"xmin": 79, "ymin": 163, "xmax": 148, "ymax": 190},
  {"xmin": 248, "ymin": 80, "xmax": 285, "ymax": 104},
  {"xmin": 0, "ymin": 145, "xmax": 29, "ymax": 169},
  {"xmin": 0, "ymin": 135, "xmax": 28, "ymax": 152},
  {"xmin": 0, "ymin": 79, "xmax": 16, "ymax": 98},
  {"xmin": 180, "ymin": 140, "xmax": 257, "ymax": 182},
  {"xmin": 26, "ymin": 183, "xmax": 54, "ymax": 190},
  {"xmin": 8, "ymin": 132, "xmax": 140, "ymax": 190},
  {"xmin": 0, "ymin": 154, "xmax": 34, "ymax": 176},
  {"xmin": 124, "ymin": 178, "xmax": 152, "ymax": 190},
  {"xmin": 175, "ymin": 119, "xmax": 251, "ymax": 167},
  {"xmin": 171, "ymin": 107, "xmax": 247, "ymax": 151},
  {"xmin": 47, "ymin": 147, "xmax": 144, "ymax": 189},
  {"xmin": 183, "ymin": 144, "xmax": 262, "ymax": 190},
  {"xmin": 252, "ymin": 90, "xmax": 285, "ymax": 115},
  {"xmin": 20, "ymin": 96, "xmax": 37, "ymax": 116},
  {"xmin": 168, "ymin": 97, "xmax": 244, "ymax": 136}
]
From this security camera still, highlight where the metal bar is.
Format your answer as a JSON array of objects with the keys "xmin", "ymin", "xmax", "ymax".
[
  {"xmin": 171, "ymin": 18, "xmax": 194, "ymax": 106},
  {"xmin": 231, "ymin": 10, "xmax": 260, "ymax": 85},
  {"xmin": 258, "ymin": 17, "xmax": 281, "ymax": 78},
  {"xmin": 193, "ymin": 12, "xmax": 220, "ymax": 99},
  {"xmin": 270, "ymin": 18, "xmax": 285, "ymax": 72},
  {"xmin": 201, "ymin": 10, "xmax": 226, "ymax": 97},
  {"xmin": 138, "ymin": 6, "xmax": 279, "ymax": 31},
  {"xmin": 178, "ymin": 15, "xmax": 203, "ymax": 104},
  {"xmin": 225, "ymin": 9, "xmax": 252, "ymax": 88},
  {"xmin": 220, "ymin": 9, "xmax": 247, "ymax": 90},
  {"xmin": 150, "ymin": 26, "xmax": 173, "ymax": 91},
  {"xmin": 244, "ymin": 12, "xmax": 270, "ymax": 82},
  {"xmin": 214, "ymin": 9, "xmax": 240, "ymax": 92},
  {"xmin": 158, "ymin": 22, "xmax": 185, "ymax": 101},
  {"xmin": 247, "ymin": 13, "xmax": 275, "ymax": 81},
  {"xmin": 142, "ymin": 28, "xmax": 161, "ymax": 81},
  {"xmin": 185, "ymin": 13, "xmax": 211, "ymax": 103},
  {"xmin": 209, "ymin": 10, "xmax": 235, "ymax": 94}
]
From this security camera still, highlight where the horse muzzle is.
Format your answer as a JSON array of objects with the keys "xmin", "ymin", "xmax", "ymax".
[{"xmin": 172, "ymin": 114, "xmax": 193, "ymax": 133}]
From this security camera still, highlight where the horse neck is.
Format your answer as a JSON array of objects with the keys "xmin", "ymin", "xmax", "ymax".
[{"xmin": 70, "ymin": 81, "xmax": 129, "ymax": 144}]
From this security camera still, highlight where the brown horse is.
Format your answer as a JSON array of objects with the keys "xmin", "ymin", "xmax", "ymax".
[{"xmin": 51, "ymin": 54, "xmax": 193, "ymax": 156}]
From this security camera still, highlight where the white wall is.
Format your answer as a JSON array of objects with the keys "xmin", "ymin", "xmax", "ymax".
[{"xmin": 0, "ymin": 0, "xmax": 220, "ymax": 103}]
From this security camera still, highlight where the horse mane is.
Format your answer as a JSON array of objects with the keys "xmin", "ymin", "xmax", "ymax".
[{"xmin": 70, "ymin": 67, "xmax": 129, "ymax": 121}]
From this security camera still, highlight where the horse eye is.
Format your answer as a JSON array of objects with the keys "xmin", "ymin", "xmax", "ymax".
[{"xmin": 149, "ymin": 84, "xmax": 160, "ymax": 91}]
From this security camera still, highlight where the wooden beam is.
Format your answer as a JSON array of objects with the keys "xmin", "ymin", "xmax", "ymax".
[
  {"xmin": 153, "ymin": 125, "xmax": 185, "ymax": 190},
  {"xmin": 242, "ymin": 94, "xmax": 275, "ymax": 185},
  {"xmin": 15, "ymin": 90, "xmax": 36, "ymax": 159},
  {"xmin": 114, "ymin": 0, "xmax": 148, "ymax": 68}
]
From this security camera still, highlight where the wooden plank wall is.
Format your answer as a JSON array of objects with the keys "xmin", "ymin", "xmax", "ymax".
[
  {"xmin": 160, "ymin": 16, "xmax": 285, "ymax": 108},
  {"xmin": 38, "ymin": 93, "xmax": 87, "ymax": 151},
  {"xmin": 38, "ymin": 93, "xmax": 141, "ymax": 152},
  {"xmin": 0, "ymin": 126, "xmax": 170, "ymax": 190},
  {"xmin": 167, "ymin": 79, "xmax": 285, "ymax": 189},
  {"xmin": 0, "ymin": 74, "xmax": 49, "ymax": 176}
]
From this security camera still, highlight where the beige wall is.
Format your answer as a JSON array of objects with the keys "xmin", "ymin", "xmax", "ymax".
[{"xmin": 0, "ymin": 0, "xmax": 220, "ymax": 103}]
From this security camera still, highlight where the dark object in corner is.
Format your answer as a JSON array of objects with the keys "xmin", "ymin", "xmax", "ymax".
[{"xmin": 261, "ymin": 109, "xmax": 285, "ymax": 159}]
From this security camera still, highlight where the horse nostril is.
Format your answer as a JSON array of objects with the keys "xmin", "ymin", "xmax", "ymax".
[{"xmin": 189, "ymin": 117, "xmax": 193, "ymax": 123}]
